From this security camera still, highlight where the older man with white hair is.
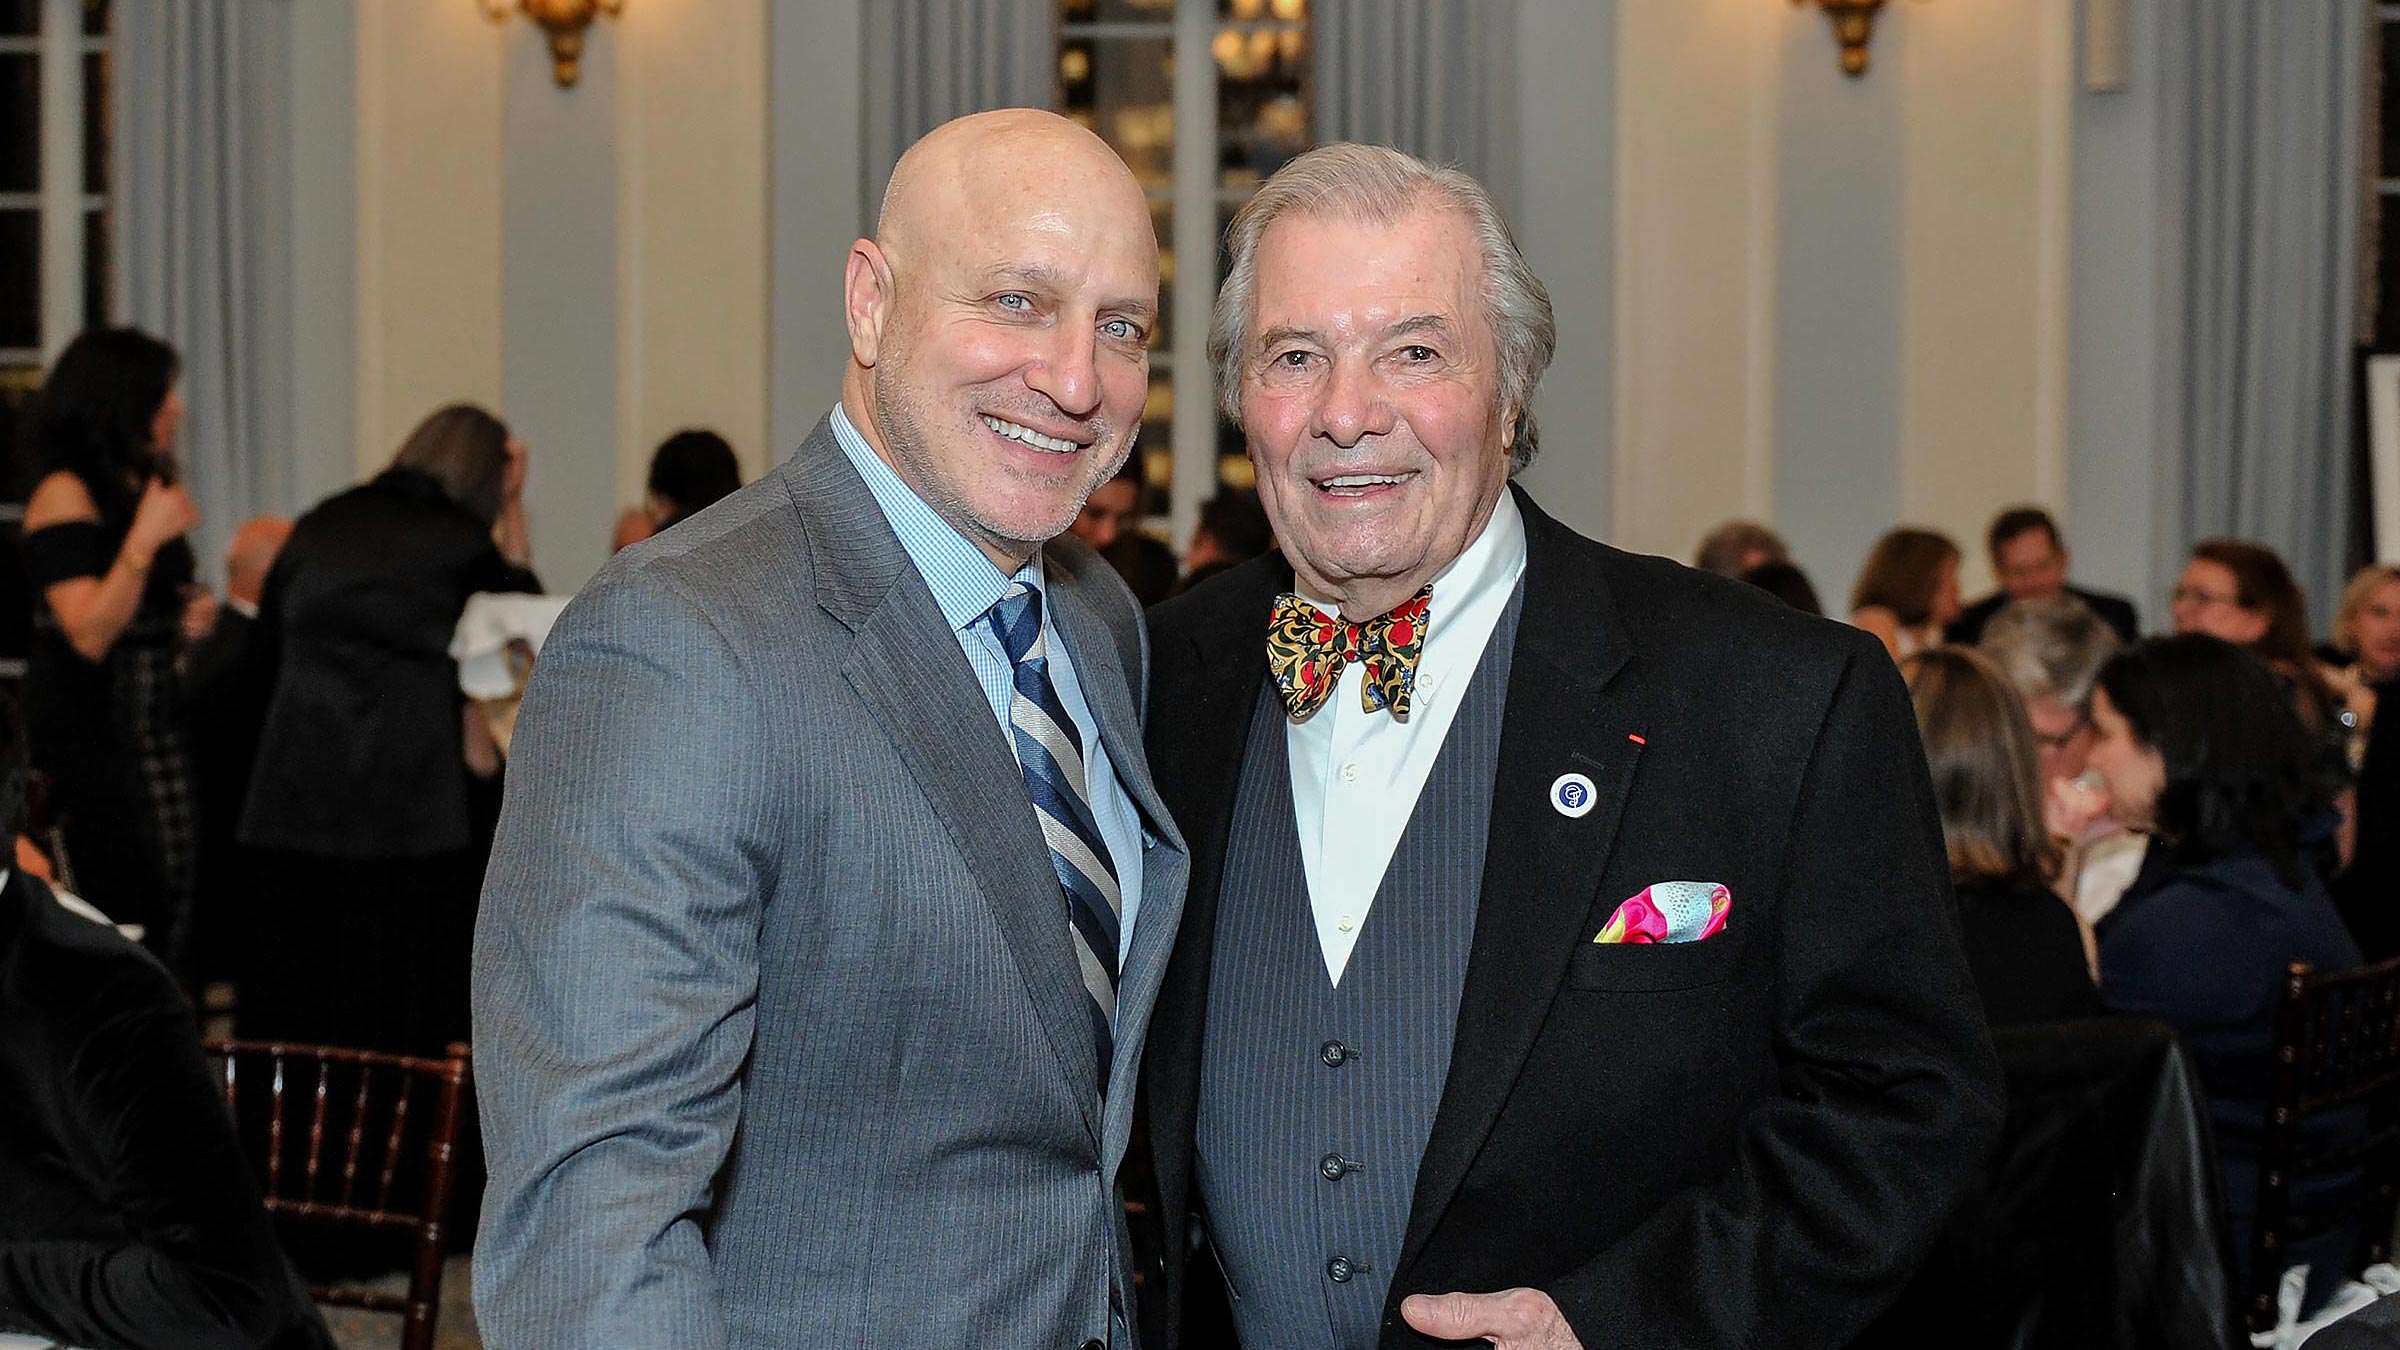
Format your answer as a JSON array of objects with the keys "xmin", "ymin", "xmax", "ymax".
[{"xmin": 1137, "ymin": 143, "xmax": 2001, "ymax": 1350}]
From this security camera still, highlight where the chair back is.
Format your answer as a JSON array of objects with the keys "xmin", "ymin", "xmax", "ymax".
[
  {"xmin": 1856, "ymin": 1016, "xmax": 2240, "ymax": 1350},
  {"xmin": 2250, "ymin": 955, "xmax": 2400, "ymax": 1332},
  {"xmin": 203, "ymin": 1039, "xmax": 473, "ymax": 1350}
]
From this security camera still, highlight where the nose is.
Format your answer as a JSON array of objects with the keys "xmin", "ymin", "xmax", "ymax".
[
  {"xmin": 1025, "ymin": 322, "xmax": 1103, "ymax": 420},
  {"xmin": 1308, "ymin": 357, "xmax": 1395, "ymax": 449}
]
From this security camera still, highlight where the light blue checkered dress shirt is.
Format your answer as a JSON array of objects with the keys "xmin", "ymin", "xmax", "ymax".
[{"xmin": 829, "ymin": 404, "xmax": 1143, "ymax": 960}]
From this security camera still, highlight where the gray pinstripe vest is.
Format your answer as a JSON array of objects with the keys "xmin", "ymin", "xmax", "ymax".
[{"xmin": 1196, "ymin": 591, "xmax": 1521, "ymax": 1349}]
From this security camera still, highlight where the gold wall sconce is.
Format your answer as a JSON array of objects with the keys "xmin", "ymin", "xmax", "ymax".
[
  {"xmin": 479, "ymin": 0, "xmax": 624, "ymax": 88},
  {"xmin": 1796, "ymin": 0, "xmax": 1894, "ymax": 79}
]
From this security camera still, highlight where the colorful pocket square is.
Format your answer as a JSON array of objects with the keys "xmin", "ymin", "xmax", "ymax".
[{"xmin": 1594, "ymin": 881, "xmax": 1731, "ymax": 945}]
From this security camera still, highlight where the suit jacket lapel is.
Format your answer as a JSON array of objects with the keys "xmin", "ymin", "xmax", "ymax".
[
  {"xmin": 1397, "ymin": 487, "xmax": 1653, "ymax": 1275},
  {"xmin": 1144, "ymin": 557, "xmax": 1285, "ymax": 1187},
  {"xmin": 786, "ymin": 421, "xmax": 1104, "ymax": 1145},
  {"xmin": 1044, "ymin": 545, "xmax": 1193, "ymax": 1164}
]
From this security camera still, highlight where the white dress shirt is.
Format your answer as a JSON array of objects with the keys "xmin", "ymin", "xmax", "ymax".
[{"xmin": 1287, "ymin": 492, "xmax": 1528, "ymax": 984}]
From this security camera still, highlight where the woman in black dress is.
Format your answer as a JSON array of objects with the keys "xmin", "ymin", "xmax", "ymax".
[
  {"xmin": 1899, "ymin": 645, "xmax": 2102, "ymax": 1026},
  {"xmin": 237, "ymin": 403, "xmax": 535, "ymax": 1056},
  {"xmin": 18, "ymin": 328, "xmax": 210, "ymax": 979}
]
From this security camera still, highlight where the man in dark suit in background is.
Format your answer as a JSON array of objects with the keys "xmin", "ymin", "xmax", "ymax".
[
  {"xmin": 0, "ymin": 692, "xmax": 335, "ymax": 1350},
  {"xmin": 1945, "ymin": 505, "xmax": 2141, "ymax": 647},
  {"xmin": 1138, "ymin": 143, "xmax": 2003, "ymax": 1349}
]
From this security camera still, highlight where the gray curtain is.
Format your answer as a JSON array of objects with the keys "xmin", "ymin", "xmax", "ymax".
[
  {"xmin": 1312, "ymin": 0, "xmax": 1519, "ymax": 218},
  {"xmin": 861, "ymin": 0, "xmax": 1054, "ymax": 232},
  {"xmin": 2153, "ymin": 0, "xmax": 2364, "ymax": 630},
  {"xmin": 113, "ymin": 0, "xmax": 296, "ymax": 586}
]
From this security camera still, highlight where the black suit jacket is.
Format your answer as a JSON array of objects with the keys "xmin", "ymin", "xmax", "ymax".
[
  {"xmin": 1138, "ymin": 488, "xmax": 2006, "ymax": 1349},
  {"xmin": 1945, "ymin": 584, "xmax": 2140, "ymax": 647},
  {"xmin": 239, "ymin": 468, "xmax": 538, "ymax": 859},
  {"xmin": 0, "ymin": 871, "xmax": 335, "ymax": 1350}
]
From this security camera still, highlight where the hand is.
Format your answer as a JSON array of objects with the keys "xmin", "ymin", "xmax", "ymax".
[
  {"xmin": 178, "ymin": 586, "xmax": 219, "ymax": 642},
  {"xmin": 2045, "ymin": 771, "xmax": 2113, "ymax": 841},
  {"xmin": 1401, "ymin": 1288, "xmax": 1584, "ymax": 1350},
  {"xmin": 126, "ymin": 477, "xmax": 201, "ymax": 556}
]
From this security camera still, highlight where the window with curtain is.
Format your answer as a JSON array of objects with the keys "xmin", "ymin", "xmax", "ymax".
[
  {"xmin": 0, "ymin": 0, "xmax": 111, "ymax": 457},
  {"xmin": 1058, "ymin": 0, "xmax": 1311, "ymax": 545}
]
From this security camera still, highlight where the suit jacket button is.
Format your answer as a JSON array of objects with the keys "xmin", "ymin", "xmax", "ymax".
[
  {"xmin": 1327, "ymin": 1256, "xmax": 1355, "ymax": 1283},
  {"xmin": 1080, "ymin": 1340, "xmax": 1106, "ymax": 1350},
  {"xmin": 1319, "ymin": 1039, "xmax": 1351, "ymax": 1068},
  {"xmin": 1319, "ymin": 1152, "xmax": 1360, "ymax": 1181}
]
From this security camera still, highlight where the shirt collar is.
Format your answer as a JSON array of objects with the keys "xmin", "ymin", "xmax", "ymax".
[
  {"xmin": 830, "ymin": 402, "xmax": 1042, "ymax": 633},
  {"xmin": 1291, "ymin": 486, "xmax": 1527, "ymax": 627}
]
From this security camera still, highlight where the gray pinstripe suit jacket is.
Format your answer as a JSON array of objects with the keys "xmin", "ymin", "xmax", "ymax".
[{"xmin": 470, "ymin": 416, "xmax": 1189, "ymax": 1349}]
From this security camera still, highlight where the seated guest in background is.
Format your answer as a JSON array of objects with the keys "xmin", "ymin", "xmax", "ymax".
[
  {"xmin": 2174, "ymin": 539, "xmax": 2351, "ymax": 864},
  {"xmin": 2088, "ymin": 634, "xmax": 2363, "ymax": 1314},
  {"xmin": 0, "ymin": 695, "xmax": 337, "ymax": 1350},
  {"xmin": 18, "ymin": 328, "xmax": 207, "ymax": 979},
  {"xmin": 1071, "ymin": 458, "xmax": 1142, "ymax": 555},
  {"xmin": 1738, "ymin": 559, "xmax": 1823, "ymax": 615},
  {"xmin": 610, "ymin": 427, "xmax": 746, "ymax": 552},
  {"xmin": 1979, "ymin": 595, "xmax": 2143, "ymax": 924},
  {"xmin": 237, "ymin": 404, "xmax": 538, "ymax": 1057},
  {"xmin": 1173, "ymin": 487, "xmax": 1272, "ymax": 596},
  {"xmin": 1850, "ymin": 526, "xmax": 1963, "ymax": 662},
  {"xmin": 1944, "ymin": 506, "xmax": 2140, "ymax": 646},
  {"xmin": 1694, "ymin": 518, "xmax": 1788, "ymax": 578},
  {"xmin": 1978, "ymin": 595, "xmax": 2119, "ymax": 788},
  {"xmin": 2336, "ymin": 658, "xmax": 2400, "ymax": 961},
  {"xmin": 183, "ymin": 516, "xmax": 292, "ymax": 992},
  {"xmin": 1901, "ymin": 647, "xmax": 2101, "ymax": 1025},
  {"xmin": 2322, "ymin": 563, "xmax": 2400, "ymax": 760},
  {"xmin": 2173, "ymin": 539, "xmax": 2342, "ymax": 734}
]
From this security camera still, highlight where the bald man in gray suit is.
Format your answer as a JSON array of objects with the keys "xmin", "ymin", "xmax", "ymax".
[{"xmin": 470, "ymin": 110, "xmax": 1187, "ymax": 1349}]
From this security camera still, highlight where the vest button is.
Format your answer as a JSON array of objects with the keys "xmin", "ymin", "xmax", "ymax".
[
  {"xmin": 1319, "ymin": 1152, "xmax": 1357, "ymax": 1181},
  {"xmin": 1319, "ymin": 1039, "xmax": 1352, "ymax": 1068},
  {"xmin": 1327, "ymin": 1255, "xmax": 1356, "ymax": 1283}
]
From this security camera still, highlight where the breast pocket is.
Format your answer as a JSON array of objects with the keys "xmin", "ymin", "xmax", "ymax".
[{"xmin": 1563, "ymin": 933, "xmax": 1744, "ymax": 992}]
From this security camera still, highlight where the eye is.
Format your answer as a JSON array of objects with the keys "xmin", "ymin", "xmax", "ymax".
[
  {"xmin": 1397, "ymin": 344, "xmax": 1438, "ymax": 362},
  {"xmin": 1101, "ymin": 317, "xmax": 1144, "ymax": 342},
  {"xmin": 994, "ymin": 293, "xmax": 1033, "ymax": 311},
  {"xmin": 1273, "ymin": 350, "xmax": 1313, "ymax": 369}
]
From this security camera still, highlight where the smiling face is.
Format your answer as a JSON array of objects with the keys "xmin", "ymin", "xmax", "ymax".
[
  {"xmin": 1237, "ymin": 203, "xmax": 1511, "ymax": 620},
  {"xmin": 843, "ymin": 111, "xmax": 1159, "ymax": 571}
]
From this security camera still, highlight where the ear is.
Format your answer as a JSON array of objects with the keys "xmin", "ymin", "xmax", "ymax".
[{"xmin": 845, "ymin": 239, "xmax": 896, "ymax": 368}]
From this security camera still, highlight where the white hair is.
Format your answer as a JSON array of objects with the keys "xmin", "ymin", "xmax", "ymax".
[{"xmin": 1209, "ymin": 143, "xmax": 1557, "ymax": 472}]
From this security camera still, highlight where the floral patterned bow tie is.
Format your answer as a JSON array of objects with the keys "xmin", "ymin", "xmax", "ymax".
[{"xmin": 1267, "ymin": 586, "xmax": 1434, "ymax": 721}]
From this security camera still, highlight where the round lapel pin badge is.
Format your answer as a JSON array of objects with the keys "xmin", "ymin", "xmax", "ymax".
[{"xmin": 1549, "ymin": 771, "xmax": 1598, "ymax": 819}]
